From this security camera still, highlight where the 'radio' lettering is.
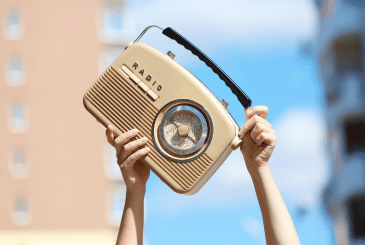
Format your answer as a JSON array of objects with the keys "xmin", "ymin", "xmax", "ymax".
[{"xmin": 132, "ymin": 62, "xmax": 160, "ymax": 90}]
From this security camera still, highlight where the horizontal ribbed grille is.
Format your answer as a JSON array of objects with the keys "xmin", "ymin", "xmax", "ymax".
[{"xmin": 86, "ymin": 67, "xmax": 213, "ymax": 190}]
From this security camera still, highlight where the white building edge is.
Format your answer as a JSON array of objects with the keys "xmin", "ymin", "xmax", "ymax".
[{"xmin": 316, "ymin": 0, "xmax": 365, "ymax": 244}]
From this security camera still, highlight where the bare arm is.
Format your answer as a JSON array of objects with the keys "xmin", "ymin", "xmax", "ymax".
[
  {"xmin": 117, "ymin": 190, "xmax": 145, "ymax": 245},
  {"xmin": 240, "ymin": 106, "xmax": 300, "ymax": 245},
  {"xmin": 106, "ymin": 126, "xmax": 150, "ymax": 245}
]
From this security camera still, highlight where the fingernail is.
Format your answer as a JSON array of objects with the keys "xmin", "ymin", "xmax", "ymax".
[
  {"xmin": 145, "ymin": 147, "xmax": 150, "ymax": 152},
  {"xmin": 247, "ymin": 109, "xmax": 252, "ymax": 115},
  {"xmin": 143, "ymin": 137, "xmax": 148, "ymax": 143},
  {"xmin": 132, "ymin": 129, "xmax": 138, "ymax": 134}
]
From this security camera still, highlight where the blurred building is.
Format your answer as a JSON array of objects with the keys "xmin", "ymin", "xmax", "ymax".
[
  {"xmin": 316, "ymin": 0, "xmax": 365, "ymax": 244},
  {"xmin": 0, "ymin": 0, "xmax": 134, "ymax": 244}
]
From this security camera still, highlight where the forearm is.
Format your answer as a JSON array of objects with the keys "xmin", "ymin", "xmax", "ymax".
[
  {"xmin": 116, "ymin": 190, "xmax": 145, "ymax": 245},
  {"xmin": 250, "ymin": 164, "xmax": 300, "ymax": 245}
]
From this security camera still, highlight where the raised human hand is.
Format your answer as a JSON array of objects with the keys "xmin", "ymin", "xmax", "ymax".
[
  {"xmin": 239, "ymin": 106, "xmax": 277, "ymax": 173},
  {"xmin": 106, "ymin": 125, "xmax": 150, "ymax": 194}
]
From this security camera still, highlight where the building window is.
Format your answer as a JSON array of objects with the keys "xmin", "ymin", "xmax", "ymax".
[
  {"xmin": 334, "ymin": 34, "xmax": 363, "ymax": 77},
  {"xmin": 98, "ymin": 2, "xmax": 135, "ymax": 43},
  {"xmin": 3, "ymin": 9, "xmax": 24, "ymax": 40},
  {"xmin": 349, "ymin": 196, "xmax": 365, "ymax": 239},
  {"xmin": 9, "ymin": 148, "xmax": 30, "ymax": 179},
  {"xmin": 107, "ymin": 184, "xmax": 126, "ymax": 226},
  {"xmin": 104, "ymin": 144, "xmax": 123, "ymax": 180},
  {"xmin": 345, "ymin": 118, "xmax": 365, "ymax": 155},
  {"xmin": 320, "ymin": 0, "xmax": 336, "ymax": 20},
  {"xmin": 6, "ymin": 56, "xmax": 25, "ymax": 87},
  {"xmin": 7, "ymin": 101, "xmax": 29, "ymax": 134},
  {"xmin": 106, "ymin": 8, "xmax": 123, "ymax": 30},
  {"xmin": 11, "ymin": 194, "xmax": 31, "ymax": 227}
]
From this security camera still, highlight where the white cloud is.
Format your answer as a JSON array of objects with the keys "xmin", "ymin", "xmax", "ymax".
[
  {"xmin": 128, "ymin": 0, "xmax": 318, "ymax": 51},
  {"xmin": 147, "ymin": 149, "xmax": 256, "ymax": 213},
  {"xmin": 147, "ymin": 108, "xmax": 329, "ymax": 213},
  {"xmin": 269, "ymin": 108, "xmax": 329, "ymax": 206},
  {"xmin": 242, "ymin": 216, "xmax": 265, "ymax": 241}
]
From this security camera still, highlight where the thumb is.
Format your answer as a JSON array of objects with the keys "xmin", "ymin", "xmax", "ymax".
[{"xmin": 244, "ymin": 108, "xmax": 253, "ymax": 122}]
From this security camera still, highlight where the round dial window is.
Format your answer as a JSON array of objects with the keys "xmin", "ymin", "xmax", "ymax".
[{"xmin": 159, "ymin": 105, "xmax": 208, "ymax": 156}]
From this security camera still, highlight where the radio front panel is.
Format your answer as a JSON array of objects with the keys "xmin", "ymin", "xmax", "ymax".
[{"xmin": 84, "ymin": 42, "xmax": 240, "ymax": 194}]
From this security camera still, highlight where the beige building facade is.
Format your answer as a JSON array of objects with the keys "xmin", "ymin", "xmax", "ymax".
[{"xmin": 0, "ymin": 0, "xmax": 130, "ymax": 243}]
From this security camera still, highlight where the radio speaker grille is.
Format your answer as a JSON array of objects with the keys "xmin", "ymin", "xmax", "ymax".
[{"xmin": 85, "ymin": 67, "xmax": 213, "ymax": 191}]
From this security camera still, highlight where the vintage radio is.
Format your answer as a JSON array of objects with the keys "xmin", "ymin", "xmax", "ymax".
[{"xmin": 83, "ymin": 26, "xmax": 252, "ymax": 194}]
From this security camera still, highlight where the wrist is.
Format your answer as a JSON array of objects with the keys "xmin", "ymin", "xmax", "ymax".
[
  {"xmin": 247, "ymin": 162, "xmax": 271, "ymax": 181},
  {"xmin": 126, "ymin": 191, "xmax": 145, "ymax": 204},
  {"xmin": 126, "ymin": 186, "xmax": 146, "ymax": 198}
]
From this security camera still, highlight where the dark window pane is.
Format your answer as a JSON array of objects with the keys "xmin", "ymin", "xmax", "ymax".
[
  {"xmin": 333, "ymin": 34, "xmax": 363, "ymax": 76},
  {"xmin": 16, "ymin": 197, "xmax": 27, "ymax": 212},
  {"xmin": 349, "ymin": 196, "xmax": 365, "ymax": 238},
  {"xmin": 12, "ymin": 103, "xmax": 24, "ymax": 119},
  {"xmin": 345, "ymin": 118, "xmax": 365, "ymax": 154},
  {"xmin": 108, "ymin": 9, "xmax": 122, "ymax": 29},
  {"xmin": 8, "ymin": 11, "xmax": 19, "ymax": 26},
  {"xmin": 11, "ymin": 58, "xmax": 21, "ymax": 72}
]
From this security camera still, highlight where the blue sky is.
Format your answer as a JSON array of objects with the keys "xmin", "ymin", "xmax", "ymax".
[{"xmin": 120, "ymin": 0, "xmax": 335, "ymax": 244}]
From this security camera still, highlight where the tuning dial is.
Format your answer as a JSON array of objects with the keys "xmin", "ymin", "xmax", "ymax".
[{"xmin": 159, "ymin": 105, "xmax": 208, "ymax": 156}]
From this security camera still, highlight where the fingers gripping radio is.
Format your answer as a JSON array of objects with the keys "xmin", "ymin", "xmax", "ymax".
[{"xmin": 83, "ymin": 26, "xmax": 252, "ymax": 194}]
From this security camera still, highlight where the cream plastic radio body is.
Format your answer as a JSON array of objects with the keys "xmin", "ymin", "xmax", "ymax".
[{"xmin": 84, "ymin": 42, "xmax": 242, "ymax": 194}]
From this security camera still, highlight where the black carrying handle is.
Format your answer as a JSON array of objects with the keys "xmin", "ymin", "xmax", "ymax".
[{"xmin": 162, "ymin": 27, "xmax": 252, "ymax": 109}]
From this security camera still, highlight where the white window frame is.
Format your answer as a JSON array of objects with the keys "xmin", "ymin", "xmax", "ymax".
[
  {"xmin": 97, "ymin": 2, "xmax": 135, "ymax": 44},
  {"xmin": 99, "ymin": 46, "xmax": 124, "ymax": 74},
  {"xmin": 104, "ymin": 143, "xmax": 123, "ymax": 180},
  {"xmin": 106, "ymin": 184, "xmax": 126, "ymax": 227}
]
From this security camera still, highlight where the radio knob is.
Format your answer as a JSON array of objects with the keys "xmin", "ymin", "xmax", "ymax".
[
  {"xmin": 178, "ymin": 124, "xmax": 189, "ymax": 136},
  {"xmin": 221, "ymin": 99, "xmax": 229, "ymax": 108},
  {"xmin": 167, "ymin": 51, "xmax": 175, "ymax": 59}
]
